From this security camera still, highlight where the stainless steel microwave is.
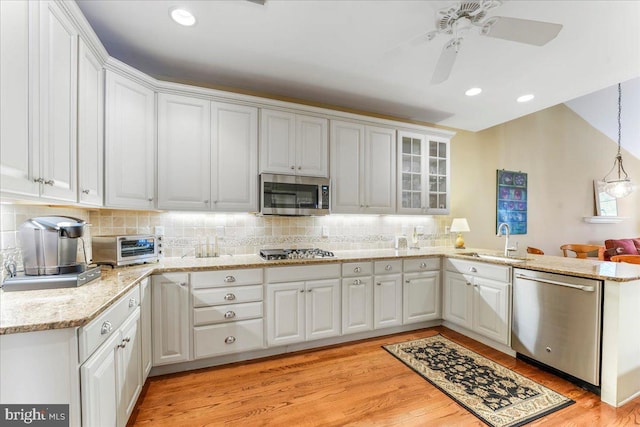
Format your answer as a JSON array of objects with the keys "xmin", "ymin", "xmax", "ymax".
[
  {"xmin": 92, "ymin": 234, "xmax": 162, "ymax": 266},
  {"xmin": 260, "ymin": 173, "xmax": 330, "ymax": 216}
]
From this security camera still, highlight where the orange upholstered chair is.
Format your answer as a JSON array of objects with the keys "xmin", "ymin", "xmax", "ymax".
[
  {"xmin": 560, "ymin": 244, "xmax": 602, "ymax": 259},
  {"xmin": 526, "ymin": 246, "xmax": 544, "ymax": 255},
  {"xmin": 610, "ymin": 255, "xmax": 640, "ymax": 264}
]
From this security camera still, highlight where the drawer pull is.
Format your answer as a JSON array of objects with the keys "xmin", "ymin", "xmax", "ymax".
[
  {"xmin": 224, "ymin": 311, "xmax": 236, "ymax": 319},
  {"xmin": 353, "ymin": 279, "xmax": 362, "ymax": 285},
  {"xmin": 224, "ymin": 275, "xmax": 236, "ymax": 283},
  {"xmin": 180, "ymin": 282, "xmax": 188, "ymax": 287},
  {"xmin": 101, "ymin": 321, "xmax": 112, "ymax": 335},
  {"xmin": 466, "ymin": 282, "xmax": 472, "ymax": 286},
  {"xmin": 224, "ymin": 293, "xmax": 236, "ymax": 301},
  {"xmin": 420, "ymin": 262, "xmax": 427, "ymax": 269},
  {"xmin": 224, "ymin": 336, "xmax": 236, "ymax": 344},
  {"xmin": 354, "ymin": 267, "xmax": 361, "ymax": 273},
  {"xmin": 376, "ymin": 282, "xmax": 382, "ymax": 286},
  {"xmin": 129, "ymin": 298, "xmax": 137, "ymax": 307},
  {"xmin": 385, "ymin": 265, "xmax": 392, "ymax": 271},
  {"xmin": 469, "ymin": 267, "xmax": 477, "ymax": 273}
]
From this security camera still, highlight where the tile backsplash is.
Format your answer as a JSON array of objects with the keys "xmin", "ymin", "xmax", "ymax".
[{"xmin": 0, "ymin": 203, "xmax": 453, "ymax": 274}]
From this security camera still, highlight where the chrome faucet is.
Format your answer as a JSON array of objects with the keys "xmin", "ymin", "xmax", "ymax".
[{"xmin": 497, "ymin": 223, "xmax": 518, "ymax": 257}]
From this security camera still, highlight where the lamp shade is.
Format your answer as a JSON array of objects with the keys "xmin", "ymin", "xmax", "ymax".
[{"xmin": 450, "ymin": 218, "xmax": 470, "ymax": 233}]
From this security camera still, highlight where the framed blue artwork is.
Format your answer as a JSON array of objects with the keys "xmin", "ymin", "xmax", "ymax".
[{"xmin": 496, "ymin": 170, "xmax": 527, "ymax": 234}]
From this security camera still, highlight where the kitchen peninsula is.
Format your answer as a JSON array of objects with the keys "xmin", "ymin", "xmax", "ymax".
[{"xmin": 1, "ymin": 248, "xmax": 639, "ymax": 427}]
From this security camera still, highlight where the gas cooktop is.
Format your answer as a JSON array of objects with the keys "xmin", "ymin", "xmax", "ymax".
[{"xmin": 259, "ymin": 248, "xmax": 335, "ymax": 261}]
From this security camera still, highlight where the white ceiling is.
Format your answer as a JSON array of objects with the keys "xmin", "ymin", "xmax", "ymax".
[{"xmin": 76, "ymin": 0, "xmax": 640, "ymax": 133}]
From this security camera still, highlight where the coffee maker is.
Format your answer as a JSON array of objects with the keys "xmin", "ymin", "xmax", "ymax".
[{"xmin": 2, "ymin": 216, "xmax": 101, "ymax": 291}]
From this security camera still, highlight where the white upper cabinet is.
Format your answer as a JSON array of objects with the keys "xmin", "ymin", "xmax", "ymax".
[
  {"xmin": 105, "ymin": 70, "xmax": 156, "ymax": 209},
  {"xmin": 211, "ymin": 102, "xmax": 258, "ymax": 212},
  {"xmin": 0, "ymin": 0, "xmax": 38, "ymax": 197},
  {"xmin": 331, "ymin": 120, "xmax": 396, "ymax": 214},
  {"xmin": 38, "ymin": 0, "xmax": 79, "ymax": 202},
  {"xmin": 260, "ymin": 109, "xmax": 328, "ymax": 177},
  {"xmin": 157, "ymin": 93, "xmax": 211, "ymax": 211},
  {"xmin": 77, "ymin": 37, "xmax": 104, "ymax": 206}
]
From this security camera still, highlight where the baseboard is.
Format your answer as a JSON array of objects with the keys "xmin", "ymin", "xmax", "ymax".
[{"xmin": 441, "ymin": 321, "xmax": 516, "ymax": 357}]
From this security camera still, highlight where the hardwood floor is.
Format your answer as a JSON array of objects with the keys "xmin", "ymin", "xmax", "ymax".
[{"xmin": 130, "ymin": 327, "xmax": 640, "ymax": 426}]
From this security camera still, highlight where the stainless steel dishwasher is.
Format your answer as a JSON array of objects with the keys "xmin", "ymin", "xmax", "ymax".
[{"xmin": 511, "ymin": 268, "xmax": 602, "ymax": 388}]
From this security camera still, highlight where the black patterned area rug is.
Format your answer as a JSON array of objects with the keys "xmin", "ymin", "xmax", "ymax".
[{"xmin": 383, "ymin": 334, "xmax": 574, "ymax": 427}]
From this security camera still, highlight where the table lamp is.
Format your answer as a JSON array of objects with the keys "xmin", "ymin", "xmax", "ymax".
[{"xmin": 450, "ymin": 218, "xmax": 470, "ymax": 249}]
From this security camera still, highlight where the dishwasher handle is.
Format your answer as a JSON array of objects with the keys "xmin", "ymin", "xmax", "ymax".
[{"xmin": 515, "ymin": 274, "xmax": 595, "ymax": 292}]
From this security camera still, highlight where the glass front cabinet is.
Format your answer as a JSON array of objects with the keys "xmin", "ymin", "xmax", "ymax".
[{"xmin": 397, "ymin": 131, "xmax": 450, "ymax": 215}]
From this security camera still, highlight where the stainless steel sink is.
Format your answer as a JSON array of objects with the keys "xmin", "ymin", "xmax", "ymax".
[{"xmin": 458, "ymin": 252, "xmax": 526, "ymax": 263}]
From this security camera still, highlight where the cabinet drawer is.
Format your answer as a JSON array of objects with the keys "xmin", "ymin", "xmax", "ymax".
[
  {"xmin": 194, "ymin": 302, "xmax": 263, "ymax": 326},
  {"xmin": 78, "ymin": 285, "xmax": 141, "ymax": 363},
  {"xmin": 194, "ymin": 318, "xmax": 264, "ymax": 359},
  {"xmin": 446, "ymin": 259, "xmax": 511, "ymax": 283},
  {"xmin": 374, "ymin": 260, "xmax": 402, "ymax": 275},
  {"xmin": 265, "ymin": 263, "xmax": 340, "ymax": 283},
  {"xmin": 404, "ymin": 258, "xmax": 441, "ymax": 272},
  {"xmin": 342, "ymin": 262, "xmax": 373, "ymax": 277},
  {"xmin": 191, "ymin": 269, "xmax": 263, "ymax": 289},
  {"xmin": 193, "ymin": 285, "xmax": 263, "ymax": 307}
]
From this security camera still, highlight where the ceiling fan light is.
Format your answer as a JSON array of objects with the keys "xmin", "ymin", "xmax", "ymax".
[
  {"xmin": 516, "ymin": 94, "xmax": 534, "ymax": 103},
  {"xmin": 465, "ymin": 87, "xmax": 482, "ymax": 96},
  {"xmin": 170, "ymin": 8, "xmax": 196, "ymax": 26},
  {"xmin": 604, "ymin": 180, "xmax": 634, "ymax": 199}
]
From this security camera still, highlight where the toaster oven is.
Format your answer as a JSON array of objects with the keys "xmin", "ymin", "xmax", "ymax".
[{"xmin": 92, "ymin": 234, "xmax": 162, "ymax": 266}]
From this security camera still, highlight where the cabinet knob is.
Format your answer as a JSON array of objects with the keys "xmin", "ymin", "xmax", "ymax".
[
  {"xmin": 300, "ymin": 289, "xmax": 305, "ymax": 293},
  {"xmin": 204, "ymin": 200, "xmax": 209, "ymax": 204},
  {"xmin": 360, "ymin": 204, "xmax": 364, "ymax": 208},
  {"xmin": 354, "ymin": 267, "xmax": 361, "ymax": 273},
  {"xmin": 224, "ymin": 293, "xmax": 236, "ymax": 301},
  {"xmin": 44, "ymin": 179, "xmax": 54, "ymax": 186},
  {"xmin": 224, "ymin": 310, "xmax": 236, "ymax": 319},
  {"xmin": 224, "ymin": 275, "xmax": 236, "ymax": 283},
  {"xmin": 33, "ymin": 177, "xmax": 44, "ymax": 184},
  {"xmin": 469, "ymin": 267, "xmax": 477, "ymax": 273},
  {"xmin": 297, "ymin": 166, "xmax": 301, "ymax": 170},
  {"xmin": 290, "ymin": 166, "xmax": 295, "ymax": 170},
  {"xmin": 420, "ymin": 262, "xmax": 427, "ymax": 269},
  {"xmin": 82, "ymin": 189, "xmax": 90, "ymax": 194},
  {"xmin": 180, "ymin": 282, "xmax": 188, "ymax": 287},
  {"xmin": 353, "ymin": 279, "xmax": 362, "ymax": 285},
  {"xmin": 100, "ymin": 321, "xmax": 113, "ymax": 335},
  {"xmin": 224, "ymin": 336, "xmax": 236, "ymax": 344},
  {"xmin": 128, "ymin": 298, "xmax": 137, "ymax": 307},
  {"xmin": 546, "ymin": 347, "xmax": 552, "ymax": 353},
  {"xmin": 376, "ymin": 282, "xmax": 382, "ymax": 286},
  {"xmin": 148, "ymin": 198, "xmax": 153, "ymax": 202},
  {"xmin": 466, "ymin": 282, "xmax": 472, "ymax": 286},
  {"xmin": 473, "ymin": 284, "xmax": 478, "ymax": 288},
  {"xmin": 385, "ymin": 265, "xmax": 392, "ymax": 271},
  {"xmin": 307, "ymin": 289, "xmax": 312, "ymax": 293}
]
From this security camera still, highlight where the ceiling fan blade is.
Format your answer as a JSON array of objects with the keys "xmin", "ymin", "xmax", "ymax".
[
  {"xmin": 481, "ymin": 16, "xmax": 562, "ymax": 46},
  {"xmin": 431, "ymin": 39, "xmax": 460, "ymax": 85}
]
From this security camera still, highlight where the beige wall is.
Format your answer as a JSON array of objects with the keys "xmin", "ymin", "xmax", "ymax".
[{"xmin": 450, "ymin": 104, "xmax": 639, "ymax": 256}]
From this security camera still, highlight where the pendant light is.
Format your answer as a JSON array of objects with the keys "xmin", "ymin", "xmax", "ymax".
[{"xmin": 603, "ymin": 83, "xmax": 634, "ymax": 198}]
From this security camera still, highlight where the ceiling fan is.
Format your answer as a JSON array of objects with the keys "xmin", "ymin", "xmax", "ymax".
[{"xmin": 427, "ymin": 0, "xmax": 563, "ymax": 84}]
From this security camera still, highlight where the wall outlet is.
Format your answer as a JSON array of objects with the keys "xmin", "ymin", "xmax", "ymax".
[
  {"xmin": 322, "ymin": 225, "xmax": 329, "ymax": 237},
  {"xmin": 215, "ymin": 226, "xmax": 225, "ymax": 236},
  {"xmin": 154, "ymin": 226, "xmax": 165, "ymax": 235},
  {"xmin": 445, "ymin": 225, "xmax": 450, "ymax": 234}
]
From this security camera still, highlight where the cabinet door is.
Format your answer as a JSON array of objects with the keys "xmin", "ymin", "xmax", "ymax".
[
  {"xmin": 266, "ymin": 282, "xmax": 305, "ymax": 346},
  {"xmin": 364, "ymin": 125, "xmax": 396, "ymax": 214},
  {"xmin": 342, "ymin": 276, "xmax": 373, "ymax": 335},
  {"xmin": 152, "ymin": 273, "xmax": 190, "ymax": 366},
  {"xmin": 443, "ymin": 271, "xmax": 473, "ymax": 330},
  {"xmin": 0, "ymin": 0, "xmax": 39, "ymax": 197},
  {"xmin": 397, "ymin": 131, "xmax": 426, "ymax": 214},
  {"xmin": 426, "ymin": 139, "xmax": 450, "ymax": 214},
  {"xmin": 140, "ymin": 278, "xmax": 152, "ymax": 380},
  {"xmin": 306, "ymin": 278, "xmax": 340, "ymax": 341},
  {"xmin": 373, "ymin": 273, "xmax": 402, "ymax": 329},
  {"xmin": 38, "ymin": 0, "xmax": 78, "ymax": 202},
  {"xmin": 77, "ymin": 37, "xmax": 104, "ymax": 206},
  {"xmin": 296, "ymin": 114, "xmax": 328, "ymax": 177},
  {"xmin": 260, "ymin": 109, "xmax": 296, "ymax": 174},
  {"xmin": 157, "ymin": 93, "xmax": 211, "ymax": 210},
  {"xmin": 117, "ymin": 309, "xmax": 142, "ymax": 427},
  {"xmin": 211, "ymin": 102, "xmax": 258, "ymax": 211},
  {"xmin": 473, "ymin": 277, "xmax": 510, "ymax": 345},
  {"xmin": 81, "ymin": 332, "xmax": 119, "ymax": 427},
  {"xmin": 403, "ymin": 271, "xmax": 441, "ymax": 324},
  {"xmin": 330, "ymin": 120, "xmax": 364, "ymax": 213},
  {"xmin": 105, "ymin": 71, "xmax": 155, "ymax": 209}
]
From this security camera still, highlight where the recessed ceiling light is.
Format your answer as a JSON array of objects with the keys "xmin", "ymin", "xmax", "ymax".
[
  {"xmin": 170, "ymin": 7, "xmax": 196, "ymax": 26},
  {"xmin": 465, "ymin": 87, "xmax": 482, "ymax": 97},
  {"xmin": 517, "ymin": 94, "xmax": 535, "ymax": 103}
]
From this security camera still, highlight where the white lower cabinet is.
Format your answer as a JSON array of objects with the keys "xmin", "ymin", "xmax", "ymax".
[
  {"xmin": 140, "ymin": 278, "xmax": 152, "ymax": 380},
  {"xmin": 266, "ymin": 264, "xmax": 341, "ymax": 346},
  {"xmin": 80, "ymin": 308, "xmax": 142, "ymax": 427},
  {"xmin": 403, "ymin": 272, "xmax": 441, "ymax": 324},
  {"xmin": 443, "ymin": 259, "xmax": 511, "ymax": 345},
  {"xmin": 152, "ymin": 273, "xmax": 190, "ymax": 366},
  {"xmin": 373, "ymin": 260, "xmax": 403, "ymax": 329},
  {"xmin": 342, "ymin": 275, "xmax": 373, "ymax": 335}
]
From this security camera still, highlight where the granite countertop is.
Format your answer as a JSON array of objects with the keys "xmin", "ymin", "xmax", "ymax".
[{"xmin": 2, "ymin": 247, "xmax": 639, "ymax": 335}]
